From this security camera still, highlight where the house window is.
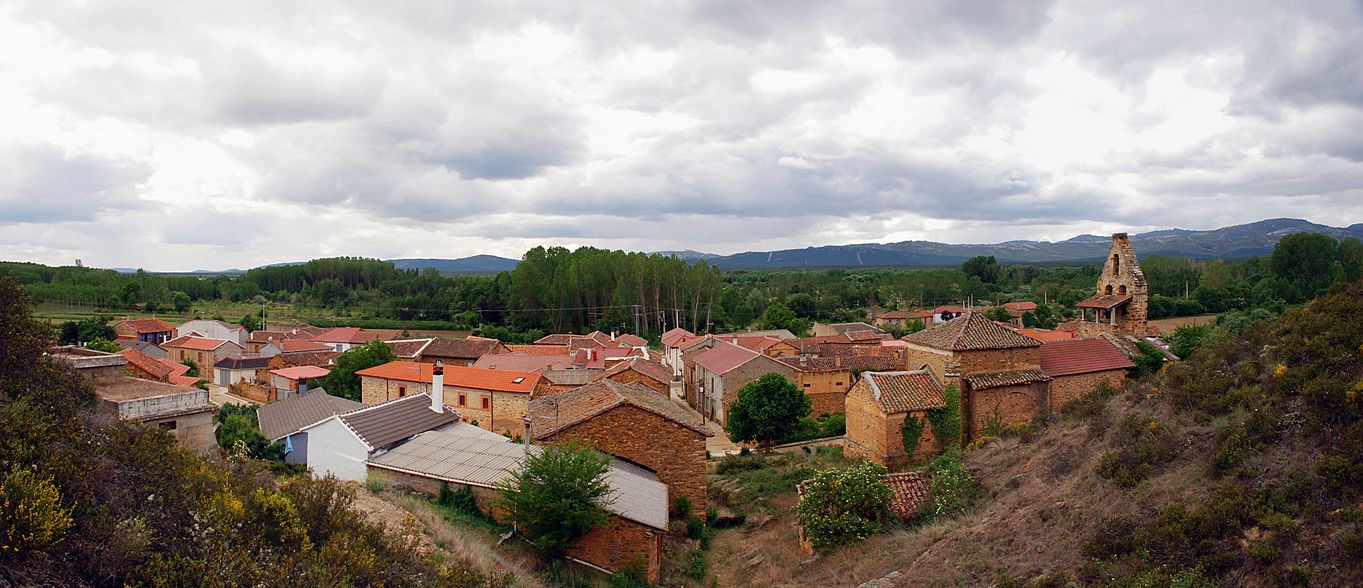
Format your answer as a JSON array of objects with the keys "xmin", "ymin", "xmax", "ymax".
[
  {"xmin": 803, "ymin": 383, "xmax": 811, "ymax": 388},
  {"xmin": 481, "ymin": 397, "xmax": 490, "ymax": 410},
  {"xmin": 158, "ymin": 420, "xmax": 177, "ymax": 430},
  {"xmin": 458, "ymin": 394, "xmax": 467, "ymax": 406},
  {"xmin": 835, "ymin": 382, "xmax": 843, "ymax": 386},
  {"xmin": 398, "ymin": 385, "xmax": 407, "ymax": 397}
]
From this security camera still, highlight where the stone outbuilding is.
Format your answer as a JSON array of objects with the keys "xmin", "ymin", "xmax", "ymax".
[
  {"xmin": 528, "ymin": 379, "xmax": 713, "ymax": 515},
  {"xmin": 592, "ymin": 356, "xmax": 673, "ymax": 395},
  {"xmin": 844, "ymin": 370, "xmax": 947, "ymax": 467},
  {"xmin": 1039, "ymin": 338, "xmax": 1134, "ymax": 411},
  {"xmin": 161, "ymin": 336, "xmax": 244, "ymax": 373}
]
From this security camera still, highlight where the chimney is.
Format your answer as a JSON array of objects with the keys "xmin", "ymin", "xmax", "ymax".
[
  {"xmin": 522, "ymin": 415, "xmax": 532, "ymax": 451},
  {"xmin": 431, "ymin": 360, "xmax": 444, "ymax": 413},
  {"xmin": 298, "ymin": 378, "xmax": 308, "ymax": 396},
  {"xmin": 611, "ymin": 331, "xmax": 617, "ymax": 342}
]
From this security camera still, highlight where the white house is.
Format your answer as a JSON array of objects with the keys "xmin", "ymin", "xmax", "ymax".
[
  {"xmin": 299, "ymin": 363, "xmax": 459, "ymax": 480},
  {"xmin": 178, "ymin": 319, "xmax": 248, "ymax": 345},
  {"xmin": 256, "ymin": 389, "xmax": 364, "ymax": 464}
]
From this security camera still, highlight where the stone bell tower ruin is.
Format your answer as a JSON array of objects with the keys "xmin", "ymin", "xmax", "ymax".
[{"xmin": 1076, "ymin": 233, "xmax": 1148, "ymax": 338}]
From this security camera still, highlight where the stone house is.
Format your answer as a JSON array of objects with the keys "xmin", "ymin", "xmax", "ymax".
[
  {"xmin": 161, "ymin": 336, "xmax": 244, "ymax": 374},
  {"xmin": 874, "ymin": 309, "xmax": 934, "ymax": 330},
  {"xmin": 812, "ymin": 322, "xmax": 882, "ymax": 337},
  {"xmin": 356, "ymin": 361, "xmax": 550, "ymax": 435},
  {"xmin": 1074, "ymin": 233, "xmax": 1150, "ymax": 338},
  {"xmin": 593, "ymin": 357, "xmax": 673, "ymax": 395},
  {"xmin": 843, "ymin": 370, "xmax": 946, "ymax": 467},
  {"xmin": 366, "ymin": 429, "xmax": 669, "ymax": 583},
  {"xmin": 113, "ymin": 318, "xmax": 177, "ymax": 344},
  {"xmin": 684, "ymin": 341, "xmax": 797, "ymax": 426},
  {"xmin": 417, "ymin": 337, "xmax": 510, "ymax": 367},
  {"xmin": 50, "ymin": 347, "xmax": 214, "ymax": 454},
  {"xmin": 256, "ymin": 389, "xmax": 363, "ymax": 465},
  {"xmin": 1039, "ymin": 338, "xmax": 1134, "ymax": 411},
  {"xmin": 901, "ymin": 312, "xmax": 1051, "ymax": 440},
  {"xmin": 528, "ymin": 379, "xmax": 712, "ymax": 514},
  {"xmin": 777, "ymin": 350, "xmax": 904, "ymax": 417}
]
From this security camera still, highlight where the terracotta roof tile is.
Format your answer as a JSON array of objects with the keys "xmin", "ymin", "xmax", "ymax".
[
  {"xmin": 162, "ymin": 336, "xmax": 238, "ymax": 351},
  {"xmin": 1016, "ymin": 328, "xmax": 1076, "ymax": 342},
  {"xmin": 902, "ymin": 312, "xmax": 1040, "ymax": 351},
  {"xmin": 121, "ymin": 348, "xmax": 172, "ymax": 379},
  {"xmin": 423, "ymin": 337, "xmax": 504, "ymax": 359},
  {"xmin": 356, "ymin": 361, "xmax": 541, "ymax": 394},
  {"xmin": 534, "ymin": 333, "xmax": 574, "ymax": 345},
  {"xmin": 529, "ymin": 380, "xmax": 711, "ymax": 439},
  {"xmin": 1076, "ymin": 294, "xmax": 1133, "ymax": 310},
  {"xmin": 1040, "ymin": 338, "xmax": 1135, "ymax": 377},
  {"xmin": 473, "ymin": 354, "xmax": 574, "ymax": 372},
  {"xmin": 383, "ymin": 338, "xmax": 435, "ymax": 359},
  {"xmin": 1003, "ymin": 301, "xmax": 1038, "ymax": 312},
  {"xmin": 616, "ymin": 334, "xmax": 648, "ymax": 347},
  {"xmin": 863, "ymin": 371, "xmax": 945, "ymax": 413},
  {"xmin": 270, "ymin": 365, "xmax": 331, "ymax": 380},
  {"xmin": 280, "ymin": 339, "xmax": 334, "ymax": 353},
  {"xmin": 691, "ymin": 342, "xmax": 761, "ymax": 374},
  {"xmin": 595, "ymin": 357, "xmax": 673, "ymax": 387},
  {"xmin": 505, "ymin": 344, "xmax": 570, "ymax": 356},
  {"xmin": 275, "ymin": 351, "xmax": 340, "ymax": 368},
  {"xmin": 963, "ymin": 367, "xmax": 1051, "ymax": 390},
  {"xmin": 885, "ymin": 472, "xmax": 931, "ymax": 519},
  {"xmin": 311, "ymin": 327, "xmax": 402, "ymax": 345},
  {"xmin": 117, "ymin": 318, "xmax": 176, "ymax": 333},
  {"xmin": 660, "ymin": 328, "xmax": 695, "ymax": 348}
]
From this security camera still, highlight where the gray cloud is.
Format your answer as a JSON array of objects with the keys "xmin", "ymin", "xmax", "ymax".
[{"xmin": 0, "ymin": 144, "xmax": 152, "ymax": 224}]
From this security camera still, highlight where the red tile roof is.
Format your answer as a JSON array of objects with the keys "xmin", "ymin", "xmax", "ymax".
[
  {"xmin": 473, "ymin": 354, "xmax": 574, "ymax": 372},
  {"xmin": 1076, "ymin": 294, "xmax": 1133, "ymax": 310},
  {"xmin": 1016, "ymin": 328, "xmax": 1076, "ymax": 342},
  {"xmin": 616, "ymin": 333, "xmax": 648, "ymax": 347},
  {"xmin": 422, "ymin": 337, "xmax": 505, "ymax": 360},
  {"xmin": 506, "ymin": 344, "xmax": 570, "ymax": 356},
  {"xmin": 383, "ymin": 338, "xmax": 435, "ymax": 359},
  {"xmin": 117, "ymin": 318, "xmax": 177, "ymax": 334},
  {"xmin": 529, "ymin": 380, "xmax": 711, "ymax": 439},
  {"xmin": 902, "ymin": 312, "xmax": 1040, "ymax": 351},
  {"xmin": 692, "ymin": 342, "xmax": 761, "ymax": 374},
  {"xmin": 1003, "ymin": 301, "xmax": 1038, "ymax": 312},
  {"xmin": 1040, "ymin": 338, "xmax": 1135, "ymax": 377},
  {"xmin": 660, "ymin": 328, "xmax": 695, "ymax": 348},
  {"xmin": 281, "ymin": 339, "xmax": 334, "ymax": 353},
  {"xmin": 270, "ymin": 365, "xmax": 331, "ymax": 380},
  {"xmin": 162, "ymin": 336, "xmax": 237, "ymax": 351},
  {"xmin": 719, "ymin": 335, "xmax": 781, "ymax": 352},
  {"xmin": 885, "ymin": 472, "xmax": 931, "ymax": 520},
  {"xmin": 572, "ymin": 347, "xmax": 641, "ymax": 369},
  {"xmin": 311, "ymin": 327, "xmax": 402, "ymax": 344},
  {"xmin": 355, "ymin": 361, "xmax": 542, "ymax": 394},
  {"xmin": 595, "ymin": 357, "xmax": 673, "ymax": 387},
  {"xmin": 534, "ymin": 334, "xmax": 574, "ymax": 345},
  {"xmin": 863, "ymin": 371, "xmax": 945, "ymax": 413},
  {"xmin": 121, "ymin": 348, "xmax": 172, "ymax": 380},
  {"xmin": 932, "ymin": 306, "xmax": 968, "ymax": 314},
  {"xmin": 963, "ymin": 367, "xmax": 1051, "ymax": 390}
]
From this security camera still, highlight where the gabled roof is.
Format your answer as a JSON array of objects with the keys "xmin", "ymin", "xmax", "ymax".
[
  {"xmin": 117, "ymin": 318, "xmax": 176, "ymax": 333},
  {"xmin": 595, "ymin": 357, "xmax": 673, "ymax": 387},
  {"xmin": 1003, "ymin": 301, "xmax": 1038, "ymax": 312},
  {"xmin": 121, "ymin": 348, "xmax": 172, "ymax": 379},
  {"xmin": 932, "ymin": 306, "xmax": 968, "ymax": 314},
  {"xmin": 534, "ymin": 333, "xmax": 574, "ymax": 345},
  {"xmin": 115, "ymin": 339, "xmax": 168, "ymax": 359},
  {"xmin": 691, "ymin": 342, "xmax": 763, "ymax": 374},
  {"xmin": 334, "ymin": 394, "xmax": 458, "ymax": 450},
  {"xmin": 279, "ymin": 339, "xmax": 334, "ymax": 353},
  {"xmin": 355, "ymin": 361, "xmax": 542, "ymax": 394},
  {"xmin": 257, "ymin": 390, "xmax": 364, "ymax": 441},
  {"xmin": 615, "ymin": 333, "xmax": 648, "ymax": 347},
  {"xmin": 777, "ymin": 352, "xmax": 903, "ymax": 373},
  {"xmin": 473, "ymin": 354, "xmax": 574, "ymax": 372},
  {"xmin": 422, "ymin": 337, "xmax": 503, "ymax": 360},
  {"xmin": 827, "ymin": 322, "xmax": 881, "ymax": 336},
  {"xmin": 310, "ymin": 327, "xmax": 401, "ymax": 345},
  {"xmin": 383, "ymin": 338, "xmax": 435, "ymax": 359},
  {"xmin": 715, "ymin": 329, "xmax": 796, "ymax": 340},
  {"xmin": 660, "ymin": 328, "xmax": 695, "ymax": 348},
  {"xmin": 505, "ymin": 344, "xmax": 570, "ymax": 356},
  {"xmin": 1040, "ymin": 338, "xmax": 1135, "ymax": 377},
  {"xmin": 215, "ymin": 355, "xmax": 272, "ymax": 370},
  {"xmin": 366, "ymin": 431, "xmax": 669, "ymax": 530},
  {"xmin": 862, "ymin": 371, "xmax": 945, "ymax": 413},
  {"xmin": 902, "ymin": 312, "xmax": 1041, "ymax": 351},
  {"xmin": 274, "ymin": 351, "xmax": 340, "ymax": 368},
  {"xmin": 162, "ymin": 336, "xmax": 238, "ymax": 351},
  {"xmin": 963, "ymin": 367, "xmax": 1051, "ymax": 390},
  {"xmin": 719, "ymin": 335, "xmax": 782, "ymax": 352},
  {"xmin": 270, "ymin": 365, "xmax": 331, "ymax": 381},
  {"xmin": 846, "ymin": 330, "xmax": 889, "ymax": 342},
  {"xmin": 572, "ymin": 346, "xmax": 641, "ymax": 369},
  {"xmin": 1076, "ymin": 294, "xmax": 1133, "ymax": 310},
  {"xmin": 529, "ymin": 380, "xmax": 711, "ymax": 439}
]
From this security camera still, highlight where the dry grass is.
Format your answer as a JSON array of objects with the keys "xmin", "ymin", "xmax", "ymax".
[
  {"xmin": 1148, "ymin": 314, "xmax": 1218, "ymax": 332},
  {"xmin": 382, "ymin": 491, "xmax": 546, "ymax": 588}
]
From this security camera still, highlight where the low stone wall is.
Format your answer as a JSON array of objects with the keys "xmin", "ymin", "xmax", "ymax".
[
  {"xmin": 116, "ymin": 389, "xmax": 210, "ymax": 420},
  {"xmin": 231, "ymin": 381, "xmax": 273, "ymax": 403}
]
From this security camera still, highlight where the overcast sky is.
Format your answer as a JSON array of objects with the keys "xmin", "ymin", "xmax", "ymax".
[{"xmin": 2, "ymin": 1, "xmax": 1362, "ymax": 271}]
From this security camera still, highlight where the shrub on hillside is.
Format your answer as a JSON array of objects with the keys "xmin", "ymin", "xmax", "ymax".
[
  {"xmin": 1096, "ymin": 413, "xmax": 1177, "ymax": 488},
  {"xmin": 793, "ymin": 461, "xmax": 894, "ymax": 552},
  {"xmin": 926, "ymin": 452, "xmax": 981, "ymax": 520}
]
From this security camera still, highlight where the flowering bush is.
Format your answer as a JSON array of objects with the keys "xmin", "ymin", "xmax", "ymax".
[
  {"xmin": 0, "ymin": 468, "xmax": 73, "ymax": 554},
  {"xmin": 926, "ymin": 452, "xmax": 981, "ymax": 520},
  {"xmin": 794, "ymin": 461, "xmax": 893, "ymax": 552}
]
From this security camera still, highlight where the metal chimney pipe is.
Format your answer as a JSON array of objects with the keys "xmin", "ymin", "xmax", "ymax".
[{"xmin": 431, "ymin": 360, "xmax": 444, "ymax": 413}]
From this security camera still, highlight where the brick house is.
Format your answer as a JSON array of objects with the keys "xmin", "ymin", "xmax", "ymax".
[
  {"xmin": 777, "ymin": 350, "xmax": 904, "ymax": 417},
  {"xmin": 844, "ymin": 371, "xmax": 947, "ymax": 467},
  {"xmin": 593, "ymin": 357, "xmax": 673, "ymax": 395},
  {"xmin": 367, "ymin": 430, "xmax": 669, "ymax": 582},
  {"xmin": 356, "ymin": 361, "xmax": 550, "ymax": 435},
  {"xmin": 529, "ymin": 379, "xmax": 712, "ymax": 514},
  {"xmin": 1074, "ymin": 234, "xmax": 1150, "ymax": 338},
  {"xmin": 1039, "ymin": 338, "xmax": 1134, "ymax": 411},
  {"xmin": 113, "ymin": 318, "xmax": 177, "ymax": 344},
  {"xmin": 901, "ymin": 312, "xmax": 1051, "ymax": 441},
  {"xmin": 161, "ymin": 336, "xmax": 244, "ymax": 374},
  {"xmin": 684, "ymin": 341, "xmax": 797, "ymax": 426}
]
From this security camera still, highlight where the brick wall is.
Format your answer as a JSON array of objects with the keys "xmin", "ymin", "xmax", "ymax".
[
  {"xmin": 360, "ymin": 376, "xmax": 432, "ymax": 405},
  {"xmin": 1049, "ymin": 370, "xmax": 1125, "ymax": 412},
  {"xmin": 569, "ymin": 516, "xmax": 663, "ymax": 584},
  {"xmin": 794, "ymin": 369, "xmax": 852, "ymax": 417},
  {"xmin": 544, "ymin": 404, "xmax": 705, "ymax": 514},
  {"xmin": 967, "ymin": 382, "xmax": 1046, "ymax": 437},
  {"xmin": 843, "ymin": 379, "xmax": 939, "ymax": 467},
  {"xmin": 956, "ymin": 347, "xmax": 1041, "ymax": 374},
  {"xmin": 903, "ymin": 345, "xmax": 953, "ymax": 376}
]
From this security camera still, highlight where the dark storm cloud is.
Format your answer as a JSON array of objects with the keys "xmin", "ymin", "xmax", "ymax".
[{"xmin": 0, "ymin": 144, "xmax": 152, "ymax": 224}]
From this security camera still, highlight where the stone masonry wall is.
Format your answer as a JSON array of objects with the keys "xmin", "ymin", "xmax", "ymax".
[
  {"xmin": 843, "ymin": 379, "xmax": 938, "ymax": 467},
  {"xmin": 956, "ymin": 347, "xmax": 1041, "ymax": 374},
  {"xmin": 795, "ymin": 369, "xmax": 853, "ymax": 417},
  {"xmin": 360, "ymin": 376, "xmax": 432, "ymax": 405},
  {"xmin": 1049, "ymin": 370, "xmax": 1125, "ymax": 413},
  {"xmin": 545, "ymin": 404, "xmax": 704, "ymax": 514},
  {"xmin": 967, "ymin": 382, "xmax": 1046, "ymax": 438},
  {"xmin": 570, "ymin": 516, "xmax": 663, "ymax": 583}
]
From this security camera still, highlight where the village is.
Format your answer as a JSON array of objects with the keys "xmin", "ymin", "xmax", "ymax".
[{"xmin": 38, "ymin": 233, "xmax": 1185, "ymax": 584}]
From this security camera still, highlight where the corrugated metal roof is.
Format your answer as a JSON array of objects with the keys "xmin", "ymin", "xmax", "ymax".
[{"xmin": 367, "ymin": 429, "xmax": 668, "ymax": 529}]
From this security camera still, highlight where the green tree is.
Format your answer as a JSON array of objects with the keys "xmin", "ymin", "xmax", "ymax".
[
  {"xmin": 171, "ymin": 291, "xmax": 192, "ymax": 313},
  {"xmin": 86, "ymin": 338, "xmax": 120, "ymax": 353},
  {"xmin": 725, "ymin": 372, "xmax": 811, "ymax": 446},
  {"xmin": 324, "ymin": 340, "xmax": 397, "ymax": 401},
  {"xmin": 214, "ymin": 405, "xmax": 283, "ymax": 460},
  {"xmin": 1167, "ymin": 323, "xmax": 1215, "ymax": 359},
  {"xmin": 1270, "ymin": 232, "xmax": 1337, "ymax": 302},
  {"xmin": 962, "ymin": 256, "xmax": 1000, "ymax": 284},
  {"xmin": 238, "ymin": 313, "xmax": 260, "ymax": 332},
  {"xmin": 983, "ymin": 306, "xmax": 1013, "ymax": 322},
  {"xmin": 760, "ymin": 302, "xmax": 810, "ymax": 336},
  {"xmin": 496, "ymin": 441, "xmax": 613, "ymax": 560},
  {"xmin": 793, "ymin": 461, "xmax": 894, "ymax": 552},
  {"xmin": 181, "ymin": 358, "xmax": 199, "ymax": 378}
]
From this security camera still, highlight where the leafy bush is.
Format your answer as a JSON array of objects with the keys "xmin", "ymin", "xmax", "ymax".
[
  {"xmin": 0, "ymin": 468, "xmax": 74, "ymax": 554},
  {"xmin": 821, "ymin": 413, "xmax": 846, "ymax": 436},
  {"xmin": 726, "ymin": 373, "xmax": 811, "ymax": 446},
  {"xmin": 495, "ymin": 440, "xmax": 612, "ymax": 560},
  {"xmin": 1167, "ymin": 324, "xmax": 1216, "ymax": 360},
  {"xmin": 214, "ymin": 404, "xmax": 284, "ymax": 460},
  {"xmin": 686, "ymin": 516, "xmax": 705, "ymax": 540},
  {"xmin": 926, "ymin": 385, "xmax": 962, "ymax": 451},
  {"xmin": 1129, "ymin": 342, "xmax": 1165, "ymax": 378},
  {"xmin": 926, "ymin": 452, "xmax": 981, "ymax": 520},
  {"xmin": 901, "ymin": 414, "xmax": 924, "ymax": 457},
  {"xmin": 793, "ymin": 461, "xmax": 893, "ymax": 552},
  {"xmin": 437, "ymin": 483, "xmax": 482, "ymax": 518},
  {"xmin": 686, "ymin": 547, "xmax": 707, "ymax": 581},
  {"xmin": 715, "ymin": 452, "xmax": 768, "ymax": 475},
  {"xmin": 1096, "ymin": 413, "xmax": 1177, "ymax": 488}
]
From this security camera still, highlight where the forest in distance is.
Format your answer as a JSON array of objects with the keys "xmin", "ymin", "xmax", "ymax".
[{"xmin": 2, "ymin": 233, "xmax": 1360, "ymax": 341}]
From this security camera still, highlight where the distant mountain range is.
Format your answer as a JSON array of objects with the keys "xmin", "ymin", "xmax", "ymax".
[{"xmin": 104, "ymin": 218, "xmax": 1363, "ymax": 274}]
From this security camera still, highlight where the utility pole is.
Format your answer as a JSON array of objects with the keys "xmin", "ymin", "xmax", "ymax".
[{"xmin": 633, "ymin": 304, "xmax": 641, "ymax": 335}]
